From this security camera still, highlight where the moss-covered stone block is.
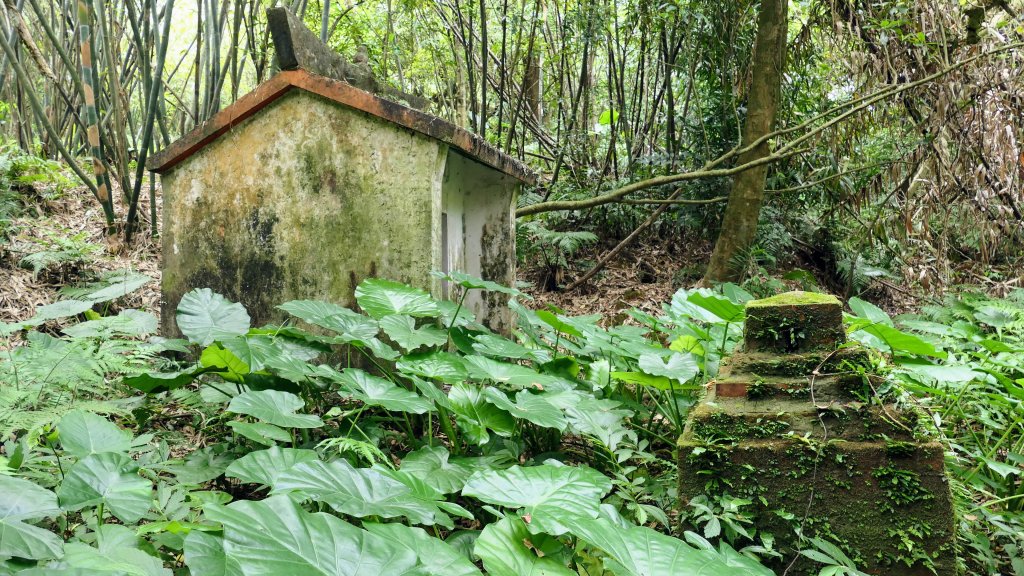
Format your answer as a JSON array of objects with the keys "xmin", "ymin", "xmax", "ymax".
[
  {"xmin": 677, "ymin": 437, "xmax": 956, "ymax": 575},
  {"xmin": 744, "ymin": 291, "xmax": 845, "ymax": 353}
]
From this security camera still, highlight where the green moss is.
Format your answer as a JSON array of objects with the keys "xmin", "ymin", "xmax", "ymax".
[{"xmin": 745, "ymin": 291, "xmax": 841, "ymax": 308}]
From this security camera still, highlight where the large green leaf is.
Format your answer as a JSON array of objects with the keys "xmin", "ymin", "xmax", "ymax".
[
  {"xmin": 224, "ymin": 446, "xmax": 319, "ymax": 486},
  {"xmin": 333, "ymin": 369, "xmax": 433, "ymax": 414},
  {"xmin": 849, "ymin": 297, "xmax": 893, "ymax": 326},
  {"xmin": 205, "ymin": 495, "xmax": 422, "ymax": 575},
  {"xmin": 57, "ymin": 410, "xmax": 133, "ymax": 458},
  {"xmin": 687, "ymin": 292, "xmax": 745, "ymax": 323},
  {"xmin": 380, "ymin": 315, "xmax": 448, "ymax": 352},
  {"xmin": 448, "ymin": 382, "xmax": 515, "ymax": 445},
  {"xmin": 225, "ymin": 421, "xmax": 292, "ymax": 446},
  {"xmin": 227, "ymin": 390, "xmax": 323, "ymax": 429},
  {"xmin": 561, "ymin": 394, "xmax": 635, "ymax": 451},
  {"xmin": 273, "ymin": 459, "xmax": 454, "ymax": 527},
  {"xmin": 200, "ymin": 344, "xmax": 250, "ymax": 383},
  {"xmin": 277, "ymin": 300, "xmax": 380, "ymax": 343},
  {"xmin": 474, "ymin": 516, "xmax": 574, "ymax": 576},
  {"xmin": 60, "ymin": 525, "xmax": 170, "ymax": 576},
  {"xmin": 463, "ymin": 464, "xmax": 612, "ymax": 535},
  {"xmin": 57, "ymin": 452, "xmax": 151, "ymax": 523},
  {"xmin": 397, "ymin": 351, "xmax": 469, "ymax": 384},
  {"xmin": 851, "ymin": 321, "xmax": 944, "ymax": 358},
  {"xmin": 561, "ymin": 514, "xmax": 775, "ymax": 576},
  {"xmin": 482, "ymin": 388, "xmax": 567, "ymax": 431},
  {"xmin": 0, "ymin": 475, "xmax": 64, "ymax": 560},
  {"xmin": 364, "ymin": 523, "xmax": 482, "ymax": 576},
  {"xmin": 471, "ymin": 333, "xmax": 547, "ymax": 361},
  {"xmin": 637, "ymin": 352, "xmax": 699, "ymax": 382},
  {"xmin": 183, "ymin": 530, "xmax": 231, "ymax": 576},
  {"xmin": 355, "ymin": 279, "xmax": 440, "ymax": 319},
  {"xmin": 400, "ymin": 446, "xmax": 493, "ymax": 494},
  {"xmin": 464, "ymin": 356, "xmax": 572, "ymax": 391},
  {"xmin": 176, "ymin": 289, "xmax": 250, "ymax": 346}
]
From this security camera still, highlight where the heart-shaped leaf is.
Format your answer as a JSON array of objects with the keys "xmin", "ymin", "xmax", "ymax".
[
  {"xmin": 355, "ymin": 279, "xmax": 440, "ymax": 319},
  {"xmin": 0, "ymin": 475, "xmax": 64, "ymax": 560},
  {"xmin": 364, "ymin": 522, "xmax": 483, "ymax": 576},
  {"xmin": 176, "ymin": 289, "xmax": 250, "ymax": 346},
  {"xmin": 333, "ymin": 369, "xmax": 433, "ymax": 414},
  {"xmin": 227, "ymin": 390, "xmax": 323, "ymax": 429},
  {"xmin": 380, "ymin": 315, "xmax": 448, "ymax": 352},
  {"xmin": 205, "ymin": 495, "xmax": 421, "ymax": 575},
  {"xmin": 225, "ymin": 446, "xmax": 319, "ymax": 486},
  {"xmin": 474, "ymin": 516, "xmax": 574, "ymax": 576},
  {"xmin": 397, "ymin": 351, "xmax": 469, "ymax": 383},
  {"xmin": 482, "ymin": 388, "xmax": 567, "ymax": 431},
  {"xmin": 448, "ymin": 382, "xmax": 515, "ymax": 445},
  {"xmin": 278, "ymin": 300, "xmax": 381, "ymax": 343},
  {"xmin": 273, "ymin": 459, "xmax": 454, "ymax": 527},
  {"xmin": 57, "ymin": 410, "xmax": 133, "ymax": 457},
  {"xmin": 58, "ymin": 452, "xmax": 151, "ymax": 523},
  {"xmin": 464, "ymin": 464, "xmax": 612, "ymax": 535},
  {"xmin": 638, "ymin": 352, "xmax": 700, "ymax": 382}
]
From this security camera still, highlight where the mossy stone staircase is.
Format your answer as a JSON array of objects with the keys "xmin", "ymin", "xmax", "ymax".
[{"xmin": 677, "ymin": 291, "xmax": 955, "ymax": 575}]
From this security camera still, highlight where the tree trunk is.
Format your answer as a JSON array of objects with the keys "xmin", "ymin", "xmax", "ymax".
[{"xmin": 701, "ymin": 0, "xmax": 788, "ymax": 284}]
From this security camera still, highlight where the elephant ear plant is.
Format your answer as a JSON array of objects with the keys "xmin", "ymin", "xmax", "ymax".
[{"xmin": 0, "ymin": 273, "xmax": 776, "ymax": 575}]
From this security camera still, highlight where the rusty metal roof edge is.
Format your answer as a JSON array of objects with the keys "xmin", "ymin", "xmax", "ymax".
[{"xmin": 147, "ymin": 69, "xmax": 537, "ymax": 185}]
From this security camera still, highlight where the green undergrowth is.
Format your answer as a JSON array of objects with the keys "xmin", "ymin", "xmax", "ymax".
[
  {"xmin": 1, "ymin": 276, "xmax": 1021, "ymax": 574},
  {"xmin": 0, "ymin": 273, "xmax": 770, "ymax": 575}
]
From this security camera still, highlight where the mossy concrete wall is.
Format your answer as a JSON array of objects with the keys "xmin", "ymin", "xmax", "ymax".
[{"xmin": 160, "ymin": 90, "xmax": 516, "ymax": 333}]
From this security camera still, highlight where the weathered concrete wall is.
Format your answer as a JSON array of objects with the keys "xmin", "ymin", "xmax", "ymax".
[
  {"xmin": 161, "ymin": 90, "xmax": 446, "ymax": 333},
  {"xmin": 440, "ymin": 150, "xmax": 517, "ymax": 333}
]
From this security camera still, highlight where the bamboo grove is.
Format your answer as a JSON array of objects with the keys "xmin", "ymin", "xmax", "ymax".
[{"xmin": 0, "ymin": 0, "xmax": 1019, "ymax": 282}]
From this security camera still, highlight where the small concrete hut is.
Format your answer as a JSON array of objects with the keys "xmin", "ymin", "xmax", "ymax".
[{"xmin": 148, "ymin": 9, "xmax": 534, "ymax": 335}]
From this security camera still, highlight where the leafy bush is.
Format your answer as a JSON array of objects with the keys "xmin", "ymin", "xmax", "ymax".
[{"xmin": 0, "ymin": 274, "xmax": 774, "ymax": 575}]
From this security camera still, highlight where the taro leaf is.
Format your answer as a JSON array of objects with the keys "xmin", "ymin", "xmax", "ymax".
[
  {"xmin": 561, "ymin": 395, "xmax": 635, "ymax": 451},
  {"xmin": 379, "ymin": 315, "xmax": 448, "ymax": 352},
  {"xmin": 200, "ymin": 344, "xmax": 250, "ymax": 383},
  {"xmin": 61, "ymin": 524, "xmax": 171, "ymax": 576},
  {"xmin": 272, "ymin": 459, "xmax": 454, "ymax": 527},
  {"xmin": 637, "ymin": 352, "xmax": 700, "ymax": 382},
  {"xmin": 437, "ymin": 299, "xmax": 481, "ymax": 329},
  {"xmin": 334, "ymin": 369, "xmax": 433, "ymax": 414},
  {"xmin": 63, "ymin": 309, "xmax": 157, "ymax": 338},
  {"xmin": 448, "ymin": 382, "xmax": 515, "ymax": 445},
  {"xmin": 409, "ymin": 376, "xmax": 452, "ymax": 409},
  {"xmin": 482, "ymin": 388, "xmax": 567, "ymax": 431},
  {"xmin": 123, "ymin": 367, "xmax": 215, "ymax": 394},
  {"xmin": 57, "ymin": 452, "xmax": 151, "ymax": 523},
  {"xmin": 176, "ymin": 289, "xmax": 250, "ymax": 346},
  {"xmin": 464, "ymin": 356, "xmax": 563, "ymax": 391},
  {"xmin": 474, "ymin": 516, "xmax": 574, "ymax": 576},
  {"xmin": 0, "ymin": 475, "xmax": 64, "ymax": 560},
  {"xmin": 669, "ymin": 335, "xmax": 705, "ymax": 356},
  {"xmin": 397, "ymin": 351, "xmax": 469, "ymax": 383},
  {"xmin": 227, "ymin": 390, "xmax": 323, "ymax": 429},
  {"xmin": 205, "ymin": 495, "xmax": 421, "ymax": 575},
  {"xmin": 277, "ymin": 300, "xmax": 380, "ymax": 343},
  {"xmin": 669, "ymin": 289, "xmax": 725, "ymax": 323},
  {"xmin": 183, "ymin": 531, "xmax": 230, "ymax": 576},
  {"xmin": 400, "ymin": 446, "xmax": 481, "ymax": 494},
  {"xmin": 225, "ymin": 446, "xmax": 319, "ymax": 486},
  {"xmin": 687, "ymin": 292, "xmax": 745, "ymax": 323},
  {"xmin": 365, "ymin": 522, "xmax": 483, "ymax": 576},
  {"xmin": 222, "ymin": 334, "xmax": 323, "ymax": 372},
  {"xmin": 851, "ymin": 321, "xmax": 944, "ymax": 358},
  {"xmin": 472, "ymin": 333, "xmax": 546, "ymax": 361},
  {"xmin": 355, "ymin": 279, "xmax": 440, "ymax": 319},
  {"xmin": 535, "ymin": 310, "xmax": 583, "ymax": 338},
  {"xmin": 431, "ymin": 270, "xmax": 525, "ymax": 297},
  {"xmin": 849, "ymin": 297, "xmax": 893, "ymax": 326},
  {"xmin": 30, "ymin": 299, "xmax": 94, "ymax": 323},
  {"xmin": 611, "ymin": 371, "xmax": 674, "ymax": 391},
  {"xmin": 463, "ymin": 464, "xmax": 612, "ymax": 535},
  {"xmin": 225, "ymin": 421, "xmax": 292, "ymax": 446},
  {"xmin": 561, "ymin": 514, "xmax": 775, "ymax": 576},
  {"xmin": 57, "ymin": 410, "xmax": 133, "ymax": 457}
]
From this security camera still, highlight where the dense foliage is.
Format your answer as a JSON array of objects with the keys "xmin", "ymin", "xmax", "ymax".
[{"xmin": 0, "ymin": 275, "xmax": 1021, "ymax": 574}]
